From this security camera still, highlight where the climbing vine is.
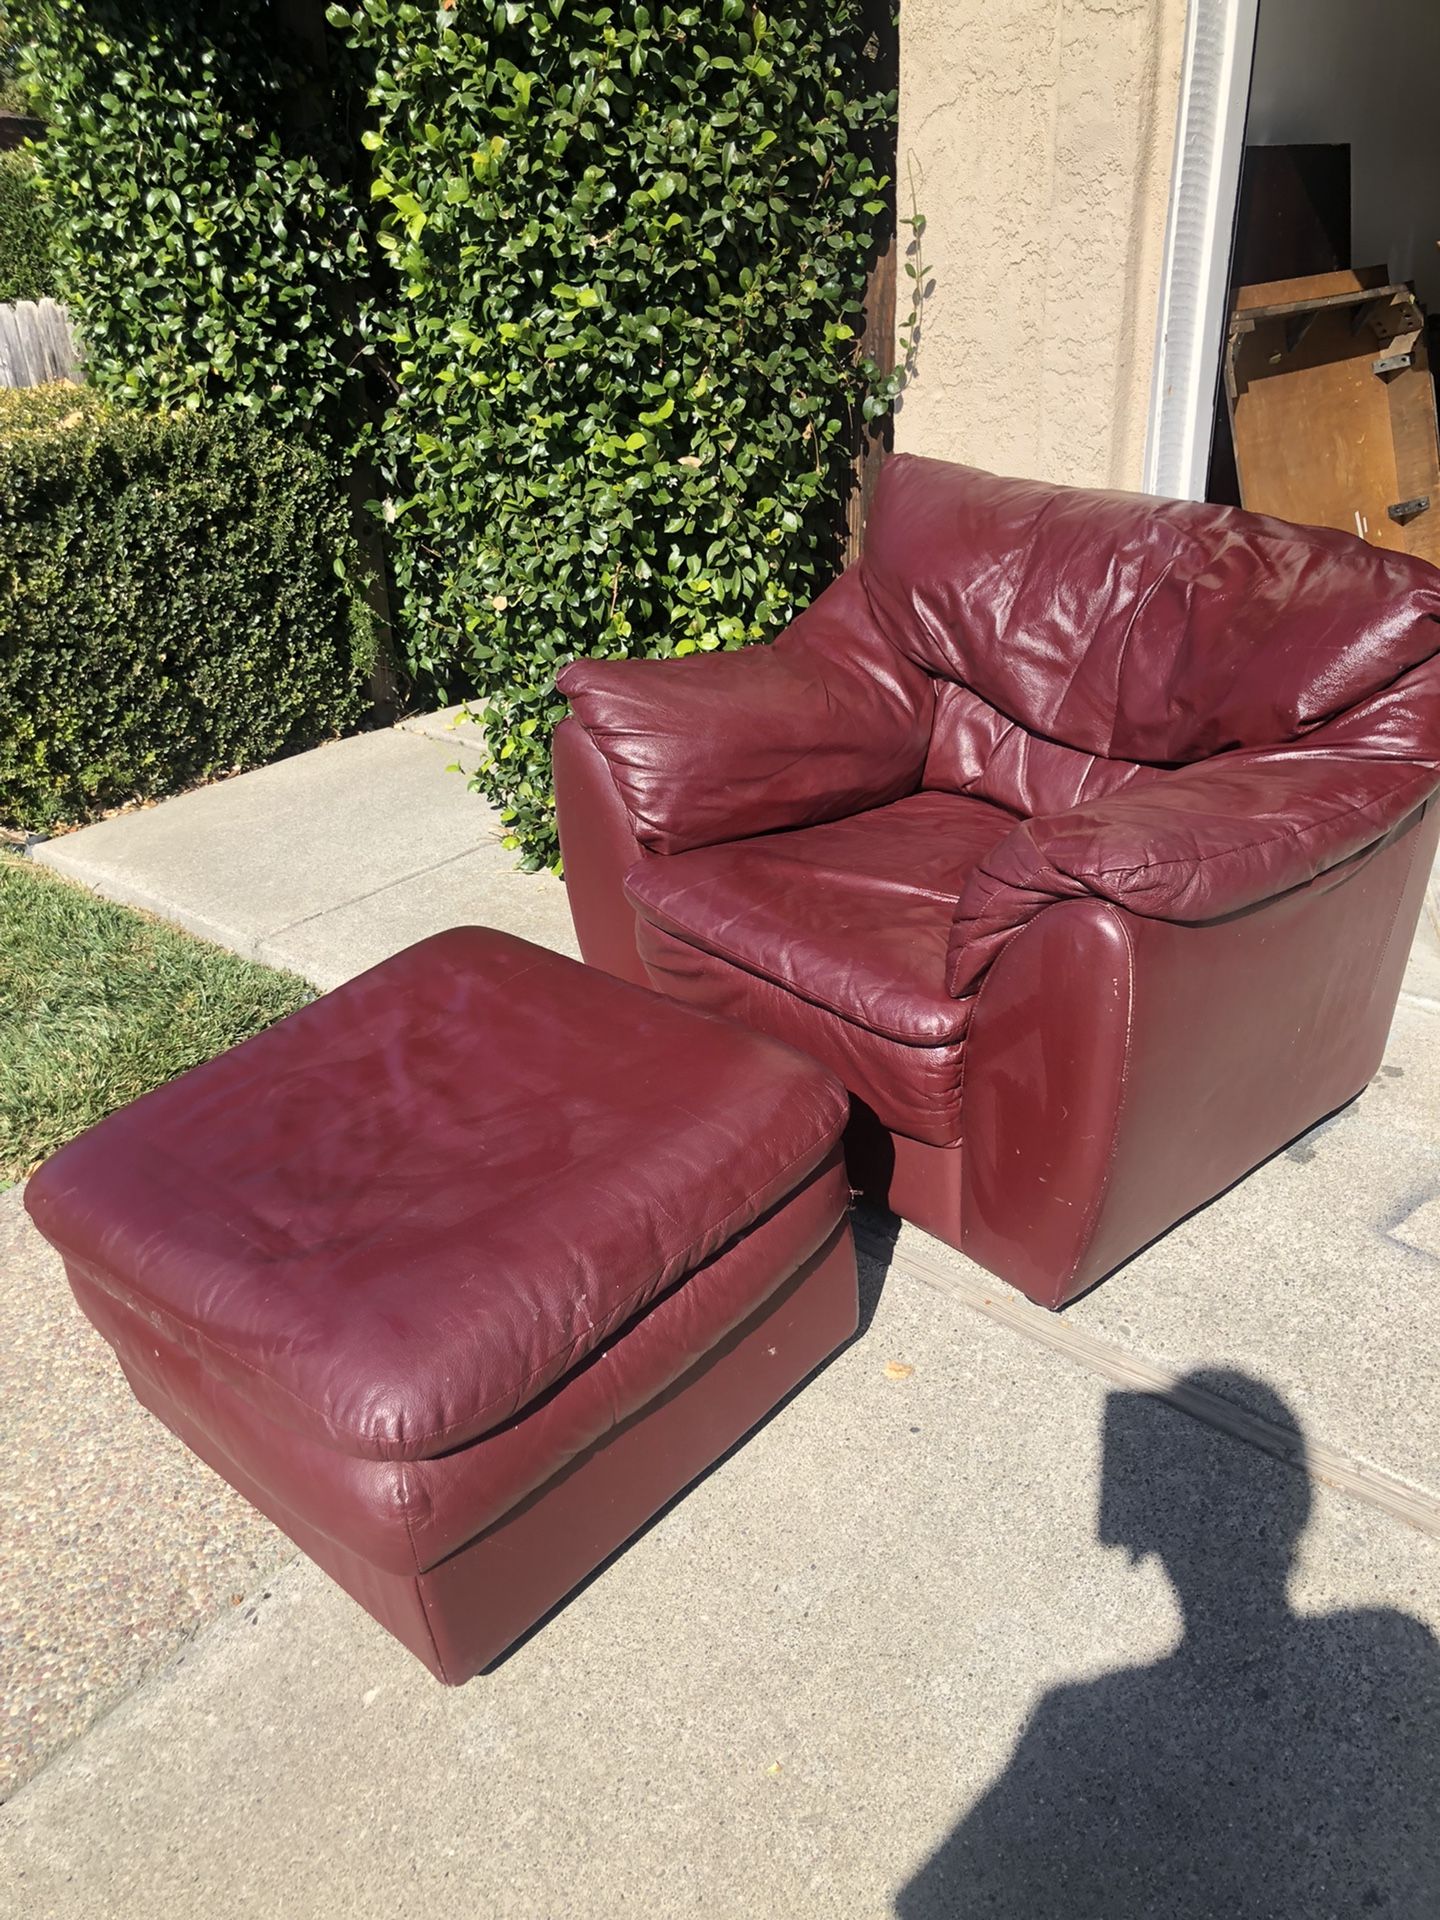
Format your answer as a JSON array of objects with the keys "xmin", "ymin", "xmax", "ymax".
[
  {"xmin": 16, "ymin": 0, "xmax": 371, "ymax": 448},
  {"xmin": 332, "ymin": 0, "xmax": 897, "ymax": 866}
]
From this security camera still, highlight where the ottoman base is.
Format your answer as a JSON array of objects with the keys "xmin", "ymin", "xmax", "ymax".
[{"xmin": 111, "ymin": 1220, "xmax": 857, "ymax": 1683}]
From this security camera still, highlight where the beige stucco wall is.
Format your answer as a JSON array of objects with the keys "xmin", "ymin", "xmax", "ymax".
[{"xmin": 894, "ymin": 0, "xmax": 1188, "ymax": 492}]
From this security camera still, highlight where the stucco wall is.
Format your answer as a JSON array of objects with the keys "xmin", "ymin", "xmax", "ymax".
[{"xmin": 893, "ymin": 0, "xmax": 1188, "ymax": 492}]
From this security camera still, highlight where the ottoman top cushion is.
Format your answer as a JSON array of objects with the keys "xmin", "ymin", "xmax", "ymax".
[{"xmin": 26, "ymin": 929, "xmax": 849, "ymax": 1462}]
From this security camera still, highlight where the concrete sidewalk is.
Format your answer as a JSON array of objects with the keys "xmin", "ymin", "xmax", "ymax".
[
  {"xmin": 34, "ymin": 716, "xmax": 577, "ymax": 988},
  {"xmin": 5, "ymin": 1243, "xmax": 1439, "ymax": 1919},
  {"xmin": 4, "ymin": 724, "xmax": 1440, "ymax": 1914}
]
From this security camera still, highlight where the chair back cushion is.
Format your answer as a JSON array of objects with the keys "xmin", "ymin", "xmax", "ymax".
[
  {"xmin": 921, "ymin": 680, "xmax": 1158, "ymax": 817},
  {"xmin": 862, "ymin": 454, "xmax": 1440, "ymax": 767}
]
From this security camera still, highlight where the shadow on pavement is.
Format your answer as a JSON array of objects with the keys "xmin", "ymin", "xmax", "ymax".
[{"xmin": 897, "ymin": 1370, "xmax": 1440, "ymax": 1919}]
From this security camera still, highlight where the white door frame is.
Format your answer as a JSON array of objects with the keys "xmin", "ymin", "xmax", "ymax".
[{"xmin": 1142, "ymin": 0, "xmax": 1261, "ymax": 500}]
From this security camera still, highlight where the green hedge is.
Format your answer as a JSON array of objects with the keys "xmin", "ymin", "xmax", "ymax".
[
  {"xmin": 0, "ymin": 386, "xmax": 370, "ymax": 831},
  {"xmin": 14, "ymin": 0, "xmax": 370, "ymax": 448},
  {"xmin": 18, "ymin": 1, "xmax": 899, "ymax": 867},
  {"xmin": 334, "ymin": 0, "xmax": 897, "ymax": 868},
  {"xmin": 0, "ymin": 7, "xmax": 28, "ymax": 114},
  {"xmin": 0, "ymin": 151, "xmax": 53, "ymax": 303}
]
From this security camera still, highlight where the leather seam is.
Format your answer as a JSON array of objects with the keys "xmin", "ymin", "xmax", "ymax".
[
  {"xmin": 953, "ymin": 936, "xmax": 1003, "ymax": 1151},
  {"xmin": 62, "ymin": 1127, "xmax": 846, "ymax": 1465},
  {"xmin": 406, "ymin": 1556, "xmax": 451, "ymax": 1684},
  {"xmin": 1053, "ymin": 767, "xmax": 1435, "ymax": 887},
  {"xmin": 629, "ymin": 910, "xmax": 968, "ymax": 1048},
  {"xmin": 567, "ymin": 716, "xmax": 647, "ymax": 841},
  {"xmin": 635, "ymin": 849, "xmax": 964, "ymax": 912},
  {"xmin": 955, "ymin": 900, "xmax": 1134, "ymax": 1296},
  {"xmin": 398, "ymin": 1465, "xmax": 426, "ymax": 1578},
  {"xmin": 728, "ymin": 855, "xmax": 963, "ymax": 910},
  {"xmin": 1361, "ymin": 799, "xmax": 1429, "ymax": 1008},
  {"xmin": 929, "ymin": 685, "xmax": 1156, "ymax": 811},
  {"xmin": 1103, "ymin": 558, "xmax": 1176, "ymax": 757},
  {"xmin": 1061, "ymin": 903, "xmax": 1136, "ymax": 1302},
  {"xmin": 1054, "ymin": 807, "xmax": 1420, "ymax": 1300},
  {"xmin": 399, "ymin": 1483, "xmax": 453, "ymax": 1686},
  {"xmin": 439, "ymin": 1128, "xmax": 842, "ymax": 1444}
]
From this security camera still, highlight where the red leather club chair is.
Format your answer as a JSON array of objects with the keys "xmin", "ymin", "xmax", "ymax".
[{"xmin": 553, "ymin": 455, "xmax": 1440, "ymax": 1309}]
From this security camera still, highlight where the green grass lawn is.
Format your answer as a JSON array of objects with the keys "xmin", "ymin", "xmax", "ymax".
[{"xmin": 1, "ymin": 853, "xmax": 313, "ymax": 1185}]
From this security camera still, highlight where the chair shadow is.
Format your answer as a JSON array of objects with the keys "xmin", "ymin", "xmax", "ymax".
[
  {"xmin": 897, "ymin": 1372, "xmax": 1440, "ymax": 1919},
  {"xmin": 854, "ymin": 1200, "xmax": 900, "ymax": 1335}
]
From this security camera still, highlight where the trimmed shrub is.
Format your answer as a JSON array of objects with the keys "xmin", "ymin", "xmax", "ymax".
[
  {"xmin": 0, "ymin": 7, "xmax": 29, "ymax": 114},
  {"xmin": 13, "ymin": 0, "xmax": 370, "ymax": 449},
  {"xmin": 332, "ymin": 0, "xmax": 898, "ymax": 868},
  {"xmin": 0, "ymin": 385, "xmax": 370, "ymax": 831},
  {"xmin": 15, "ymin": 0, "xmax": 900, "ymax": 867},
  {"xmin": 0, "ymin": 150, "xmax": 54, "ymax": 303}
]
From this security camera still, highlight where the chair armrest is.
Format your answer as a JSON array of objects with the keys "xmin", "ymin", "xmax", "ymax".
[
  {"xmin": 556, "ymin": 568, "xmax": 933, "ymax": 855},
  {"xmin": 958, "ymin": 796, "xmax": 1439, "ymax": 1305},
  {"xmin": 949, "ymin": 745, "xmax": 1439, "ymax": 996},
  {"xmin": 552, "ymin": 717, "xmax": 652, "ymax": 988}
]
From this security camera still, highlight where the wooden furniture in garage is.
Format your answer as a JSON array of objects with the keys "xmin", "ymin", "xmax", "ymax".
[{"xmin": 1224, "ymin": 268, "xmax": 1440, "ymax": 567}]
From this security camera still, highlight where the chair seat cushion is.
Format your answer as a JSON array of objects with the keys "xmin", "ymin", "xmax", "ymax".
[
  {"xmin": 25, "ymin": 929, "xmax": 850, "ymax": 1464},
  {"xmin": 635, "ymin": 920, "xmax": 969, "ymax": 1146},
  {"xmin": 624, "ymin": 791, "xmax": 1017, "ymax": 1046}
]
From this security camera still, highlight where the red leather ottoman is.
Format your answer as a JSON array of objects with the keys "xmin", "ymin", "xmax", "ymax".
[{"xmin": 24, "ymin": 928, "xmax": 856, "ymax": 1683}]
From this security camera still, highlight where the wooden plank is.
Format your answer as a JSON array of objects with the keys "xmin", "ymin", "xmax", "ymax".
[
  {"xmin": 1226, "ymin": 289, "xmax": 1440, "ymax": 565},
  {"xmin": 842, "ymin": 0, "xmax": 899, "ymax": 568},
  {"xmin": 1232, "ymin": 265, "xmax": 1390, "ymax": 316},
  {"xmin": 0, "ymin": 299, "xmax": 81, "ymax": 387},
  {"xmin": 858, "ymin": 1226, "xmax": 1440, "ymax": 1542},
  {"xmin": 40, "ymin": 300, "xmax": 79, "ymax": 382},
  {"xmin": 1385, "ymin": 333, "xmax": 1440, "ymax": 568},
  {"xmin": 32, "ymin": 301, "xmax": 53, "ymax": 381},
  {"xmin": 844, "ymin": 228, "xmax": 896, "ymax": 568},
  {"xmin": 37, "ymin": 301, "xmax": 59, "ymax": 380},
  {"xmin": 1231, "ymin": 275, "xmax": 1403, "ymax": 334},
  {"xmin": 11, "ymin": 301, "xmax": 37, "ymax": 387}
]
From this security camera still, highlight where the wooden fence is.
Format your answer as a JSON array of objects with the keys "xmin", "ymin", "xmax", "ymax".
[{"xmin": 0, "ymin": 299, "xmax": 80, "ymax": 388}]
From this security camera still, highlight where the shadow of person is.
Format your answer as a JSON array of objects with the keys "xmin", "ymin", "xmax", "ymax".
[{"xmin": 897, "ymin": 1372, "xmax": 1440, "ymax": 1919}]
